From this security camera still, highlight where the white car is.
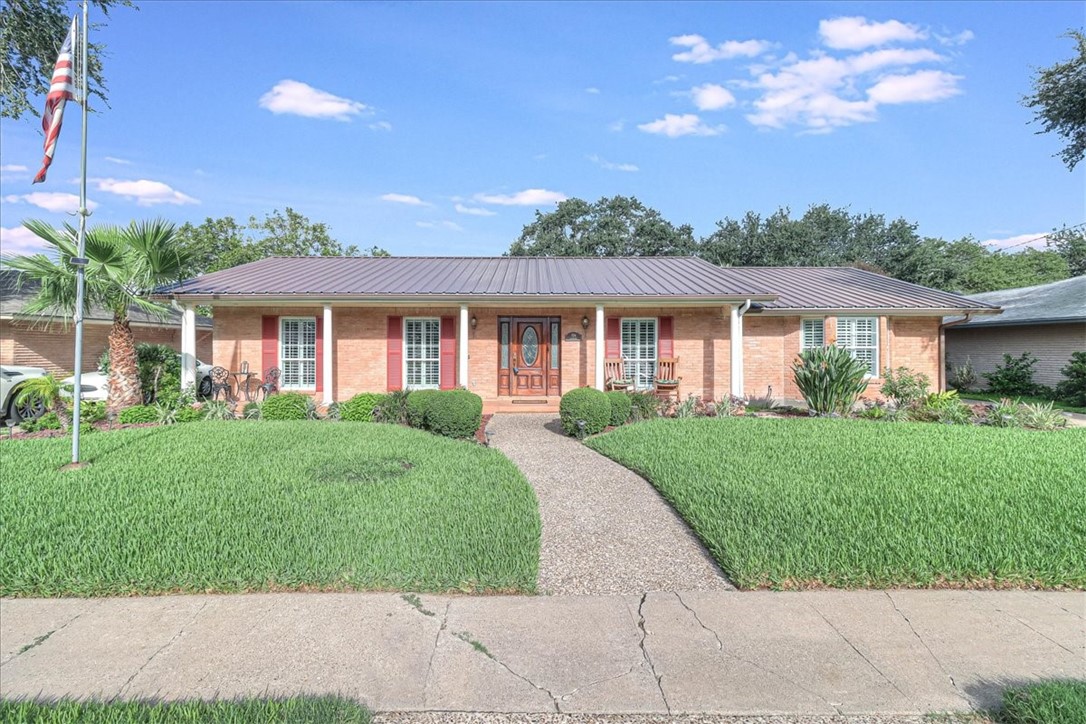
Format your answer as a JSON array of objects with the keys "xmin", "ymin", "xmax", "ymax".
[
  {"xmin": 63, "ymin": 357, "xmax": 214, "ymax": 402},
  {"xmin": 1, "ymin": 365, "xmax": 48, "ymax": 425}
]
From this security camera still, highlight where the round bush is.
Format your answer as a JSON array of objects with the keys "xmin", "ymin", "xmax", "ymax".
[
  {"xmin": 340, "ymin": 393, "xmax": 384, "ymax": 422},
  {"xmin": 406, "ymin": 389, "xmax": 439, "ymax": 428},
  {"xmin": 118, "ymin": 405, "xmax": 157, "ymax": 424},
  {"xmin": 174, "ymin": 406, "xmax": 206, "ymax": 423},
  {"xmin": 260, "ymin": 392, "xmax": 312, "ymax": 421},
  {"xmin": 425, "ymin": 390, "xmax": 483, "ymax": 439},
  {"xmin": 605, "ymin": 391, "xmax": 632, "ymax": 427},
  {"xmin": 560, "ymin": 387, "xmax": 611, "ymax": 437}
]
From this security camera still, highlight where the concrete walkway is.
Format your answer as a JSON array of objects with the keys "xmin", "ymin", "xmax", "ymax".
[
  {"xmin": 487, "ymin": 414, "xmax": 730, "ymax": 595},
  {"xmin": 2, "ymin": 591, "xmax": 1083, "ymax": 715}
]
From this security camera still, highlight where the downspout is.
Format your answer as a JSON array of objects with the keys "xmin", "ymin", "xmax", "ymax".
[
  {"xmin": 730, "ymin": 299, "xmax": 752, "ymax": 398},
  {"xmin": 938, "ymin": 313, "xmax": 973, "ymax": 391}
]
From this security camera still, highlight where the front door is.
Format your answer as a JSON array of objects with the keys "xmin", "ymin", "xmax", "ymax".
[{"xmin": 512, "ymin": 320, "xmax": 546, "ymax": 395}]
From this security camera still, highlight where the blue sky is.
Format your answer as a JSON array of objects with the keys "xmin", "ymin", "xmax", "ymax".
[{"xmin": 1, "ymin": 0, "xmax": 1083, "ymax": 258}]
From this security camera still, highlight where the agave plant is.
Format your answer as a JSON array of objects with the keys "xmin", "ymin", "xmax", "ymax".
[
  {"xmin": 14, "ymin": 374, "xmax": 72, "ymax": 432},
  {"xmin": 792, "ymin": 346, "xmax": 870, "ymax": 416}
]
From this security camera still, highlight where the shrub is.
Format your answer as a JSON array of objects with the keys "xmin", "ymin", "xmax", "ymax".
[
  {"xmin": 605, "ymin": 391, "xmax": 632, "ymax": 427},
  {"xmin": 1018, "ymin": 402, "xmax": 1067, "ymax": 430},
  {"xmin": 950, "ymin": 357, "xmax": 977, "ymax": 392},
  {"xmin": 425, "ymin": 390, "xmax": 483, "ymax": 439},
  {"xmin": 119, "ymin": 405, "xmax": 158, "ymax": 424},
  {"xmin": 79, "ymin": 401, "xmax": 106, "ymax": 423},
  {"xmin": 242, "ymin": 401, "xmax": 262, "ymax": 420},
  {"xmin": 21, "ymin": 411, "xmax": 60, "ymax": 432},
  {"xmin": 102, "ymin": 342, "xmax": 182, "ymax": 404},
  {"xmin": 260, "ymin": 392, "xmax": 312, "ymax": 421},
  {"xmin": 1055, "ymin": 351, "xmax": 1086, "ymax": 407},
  {"xmin": 986, "ymin": 398, "xmax": 1022, "ymax": 428},
  {"xmin": 324, "ymin": 402, "xmax": 341, "ymax": 420},
  {"xmin": 340, "ymin": 393, "xmax": 384, "ymax": 422},
  {"xmin": 201, "ymin": 401, "xmax": 235, "ymax": 421},
  {"xmin": 376, "ymin": 389, "xmax": 411, "ymax": 425},
  {"xmin": 406, "ymin": 389, "xmax": 439, "ymax": 429},
  {"xmin": 559, "ymin": 387, "xmax": 611, "ymax": 437},
  {"xmin": 792, "ymin": 346, "xmax": 870, "ymax": 416},
  {"xmin": 152, "ymin": 403, "xmax": 178, "ymax": 425},
  {"xmin": 984, "ymin": 352, "xmax": 1040, "ymax": 396},
  {"xmin": 628, "ymin": 391, "xmax": 662, "ymax": 421},
  {"xmin": 674, "ymin": 394, "xmax": 711, "ymax": 418},
  {"xmin": 175, "ymin": 406, "xmax": 206, "ymax": 423},
  {"xmin": 715, "ymin": 395, "xmax": 746, "ymax": 417},
  {"xmin": 909, "ymin": 391, "xmax": 972, "ymax": 425},
  {"xmin": 880, "ymin": 367, "xmax": 930, "ymax": 408}
]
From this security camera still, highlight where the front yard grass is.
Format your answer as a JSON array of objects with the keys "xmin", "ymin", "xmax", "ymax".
[
  {"xmin": 587, "ymin": 417, "xmax": 1086, "ymax": 590},
  {"xmin": 0, "ymin": 422, "xmax": 540, "ymax": 597},
  {"xmin": 0, "ymin": 696, "xmax": 370, "ymax": 723}
]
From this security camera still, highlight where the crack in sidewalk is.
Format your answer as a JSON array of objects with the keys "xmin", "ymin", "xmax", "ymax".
[
  {"xmin": 1, "ymin": 603, "xmax": 96, "ymax": 668},
  {"xmin": 885, "ymin": 591, "xmax": 964, "ymax": 699},
  {"xmin": 117, "ymin": 601, "xmax": 209, "ymax": 696},
  {"xmin": 970, "ymin": 592, "xmax": 1079, "ymax": 657},
  {"xmin": 637, "ymin": 593, "xmax": 672, "ymax": 715},
  {"xmin": 422, "ymin": 600, "xmax": 451, "ymax": 702}
]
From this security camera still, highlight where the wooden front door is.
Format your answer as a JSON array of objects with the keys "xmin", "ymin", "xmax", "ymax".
[{"xmin": 512, "ymin": 320, "xmax": 546, "ymax": 395}]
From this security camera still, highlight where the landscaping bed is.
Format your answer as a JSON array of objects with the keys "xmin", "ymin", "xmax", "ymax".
[
  {"xmin": 587, "ymin": 417, "xmax": 1086, "ymax": 590},
  {"xmin": 0, "ymin": 421, "xmax": 540, "ymax": 597}
]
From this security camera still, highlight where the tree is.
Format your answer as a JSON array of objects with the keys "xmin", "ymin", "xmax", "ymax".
[
  {"xmin": 1023, "ymin": 30, "xmax": 1086, "ymax": 171},
  {"xmin": 1047, "ymin": 225, "xmax": 1086, "ymax": 276},
  {"xmin": 248, "ymin": 207, "xmax": 360, "ymax": 258},
  {"xmin": 953, "ymin": 247, "xmax": 1070, "ymax": 293},
  {"xmin": 1, "ymin": 0, "xmax": 134, "ymax": 120},
  {"xmin": 508, "ymin": 196, "xmax": 696, "ymax": 257},
  {"xmin": 5, "ymin": 219, "xmax": 190, "ymax": 413}
]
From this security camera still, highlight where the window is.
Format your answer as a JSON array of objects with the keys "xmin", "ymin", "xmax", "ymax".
[
  {"xmin": 405, "ymin": 318, "xmax": 440, "ymax": 388},
  {"xmin": 801, "ymin": 318, "xmax": 825, "ymax": 350},
  {"xmin": 550, "ymin": 321, "xmax": 560, "ymax": 370},
  {"xmin": 836, "ymin": 317, "xmax": 879, "ymax": 376},
  {"xmin": 280, "ymin": 317, "xmax": 316, "ymax": 389},
  {"xmin": 500, "ymin": 320, "xmax": 510, "ymax": 369},
  {"xmin": 621, "ymin": 318, "xmax": 657, "ymax": 390}
]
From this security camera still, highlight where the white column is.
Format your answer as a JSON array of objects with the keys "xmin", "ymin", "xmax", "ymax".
[
  {"xmin": 729, "ymin": 304, "xmax": 743, "ymax": 398},
  {"xmin": 322, "ymin": 304, "xmax": 333, "ymax": 404},
  {"xmin": 594, "ymin": 304, "xmax": 605, "ymax": 390},
  {"xmin": 180, "ymin": 304, "xmax": 196, "ymax": 391},
  {"xmin": 459, "ymin": 304, "xmax": 469, "ymax": 388}
]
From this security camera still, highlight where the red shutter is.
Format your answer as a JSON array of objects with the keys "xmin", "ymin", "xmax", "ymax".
[
  {"xmin": 315, "ymin": 316, "xmax": 324, "ymax": 393},
  {"xmin": 658, "ymin": 316, "xmax": 674, "ymax": 358},
  {"xmin": 605, "ymin": 317, "xmax": 621, "ymax": 358},
  {"xmin": 439, "ymin": 316, "xmax": 456, "ymax": 390},
  {"xmin": 261, "ymin": 316, "xmax": 278, "ymax": 376},
  {"xmin": 387, "ymin": 316, "xmax": 403, "ymax": 391}
]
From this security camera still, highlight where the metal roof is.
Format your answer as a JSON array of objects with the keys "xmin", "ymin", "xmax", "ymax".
[
  {"xmin": 944, "ymin": 276, "xmax": 1085, "ymax": 327},
  {"xmin": 156, "ymin": 256, "xmax": 997, "ymax": 311}
]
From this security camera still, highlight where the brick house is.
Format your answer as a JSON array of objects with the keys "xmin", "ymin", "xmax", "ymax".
[
  {"xmin": 1, "ymin": 269, "xmax": 213, "ymax": 376},
  {"xmin": 158, "ymin": 257, "xmax": 997, "ymax": 411}
]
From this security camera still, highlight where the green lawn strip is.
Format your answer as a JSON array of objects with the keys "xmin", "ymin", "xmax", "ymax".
[
  {"xmin": 999, "ymin": 680, "xmax": 1086, "ymax": 724},
  {"xmin": 586, "ymin": 417, "xmax": 1086, "ymax": 589},
  {"xmin": 0, "ymin": 696, "xmax": 371, "ymax": 723},
  {"xmin": 0, "ymin": 422, "xmax": 540, "ymax": 597},
  {"xmin": 959, "ymin": 392, "xmax": 1086, "ymax": 414}
]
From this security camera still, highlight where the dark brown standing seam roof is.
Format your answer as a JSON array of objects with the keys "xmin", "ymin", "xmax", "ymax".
[{"xmin": 156, "ymin": 256, "xmax": 997, "ymax": 311}]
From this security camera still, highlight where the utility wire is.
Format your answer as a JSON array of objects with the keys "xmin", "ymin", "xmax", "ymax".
[{"xmin": 997, "ymin": 221, "xmax": 1086, "ymax": 250}]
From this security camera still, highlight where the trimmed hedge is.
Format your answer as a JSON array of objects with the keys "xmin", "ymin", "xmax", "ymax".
[
  {"xmin": 605, "ymin": 391, "xmax": 632, "ymax": 427},
  {"xmin": 340, "ymin": 393, "xmax": 384, "ymax": 422},
  {"xmin": 406, "ymin": 390, "xmax": 439, "ymax": 428},
  {"xmin": 261, "ymin": 392, "xmax": 312, "ymax": 421},
  {"xmin": 560, "ymin": 387, "xmax": 611, "ymax": 437},
  {"xmin": 425, "ymin": 390, "xmax": 483, "ymax": 439},
  {"xmin": 118, "ymin": 405, "xmax": 157, "ymax": 424}
]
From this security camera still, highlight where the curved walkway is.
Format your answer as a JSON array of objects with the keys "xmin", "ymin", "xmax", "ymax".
[{"xmin": 487, "ymin": 414, "xmax": 731, "ymax": 595}]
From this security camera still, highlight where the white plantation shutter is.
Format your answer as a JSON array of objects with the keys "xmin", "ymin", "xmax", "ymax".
[
  {"xmin": 801, "ymin": 319, "xmax": 825, "ymax": 350},
  {"xmin": 836, "ymin": 317, "xmax": 879, "ymax": 376},
  {"xmin": 621, "ymin": 319, "xmax": 657, "ymax": 390},
  {"xmin": 280, "ymin": 318, "xmax": 316, "ymax": 388},
  {"xmin": 405, "ymin": 318, "xmax": 440, "ymax": 388}
]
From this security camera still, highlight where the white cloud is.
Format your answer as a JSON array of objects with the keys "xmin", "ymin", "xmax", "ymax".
[
  {"xmin": 608, "ymin": 119, "xmax": 626, "ymax": 132},
  {"xmin": 0, "ymin": 225, "xmax": 49, "ymax": 256},
  {"xmin": 638, "ymin": 113, "xmax": 722, "ymax": 137},
  {"xmin": 0, "ymin": 164, "xmax": 28, "ymax": 172},
  {"xmin": 104, "ymin": 156, "xmax": 132, "ymax": 165},
  {"xmin": 587, "ymin": 154, "xmax": 639, "ymax": 172},
  {"xmin": 653, "ymin": 75, "xmax": 682, "ymax": 84},
  {"xmin": 979, "ymin": 232, "xmax": 1047, "ymax": 251},
  {"xmin": 474, "ymin": 189, "xmax": 568, "ymax": 206},
  {"xmin": 259, "ymin": 79, "xmax": 367, "ymax": 121},
  {"xmin": 936, "ymin": 29, "xmax": 975, "ymax": 47},
  {"xmin": 369, "ymin": 120, "xmax": 392, "ymax": 131},
  {"xmin": 455, "ymin": 203, "xmax": 497, "ymax": 216},
  {"xmin": 670, "ymin": 34, "xmax": 772, "ymax": 63},
  {"xmin": 416, "ymin": 220, "xmax": 464, "ymax": 232},
  {"xmin": 585, "ymin": 87, "xmax": 601, "ymax": 94},
  {"xmin": 4, "ymin": 192, "xmax": 98, "ymax": 213},
  {"xmin": 867, "ymin": 70, "xmax": 963, "ymax": 104},
  {"xmin": 92, "ymin": 178, "xmax": 198, "ymax": 206},
  {"xmin": 819, "ymin": 16, "xmax": 926, "ymax": 50},
  {"xmin": 690, "ymin": 83, "xmax": 736, "ymax": 111},
  {"xmin": 380, "ymin": 193, "xmax": 429, "ymax": 206}
]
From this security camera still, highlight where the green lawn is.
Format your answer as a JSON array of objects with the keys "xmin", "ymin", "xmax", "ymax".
[
  {"xmin": 1000, "ymin": 681, "xmax": 1086, "ymax": 724},
  {"xmin": 0, "ymin": 422, "xmax": 540, "ymax": 597},
  {"xmin": 587, "ymin": 417, "xmax": 1086, "ymax": 590},
  {"xmin": 0, "ymin": 696, "xmax": 370, "ymax": 723},
  {"xmin": 959, "ymin": 391, "xmax": 1086, "ymax": 414}
]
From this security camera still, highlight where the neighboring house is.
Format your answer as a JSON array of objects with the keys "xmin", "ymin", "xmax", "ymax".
[
  {"xmin": 157, "ymin": 256, "xmax": 997, "ymax": 411},
  {"xmin": 944, "ymin": 276, "xmax": 1086, "ymax": 389},
  {"xmin": 0, "ymin": 269, "xmax": 213, "ymax": 376}
]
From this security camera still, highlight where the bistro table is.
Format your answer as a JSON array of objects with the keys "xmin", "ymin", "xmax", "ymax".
[{"xmin": 230, "ymin": 370, "xmax": 257, "ymax": 401}]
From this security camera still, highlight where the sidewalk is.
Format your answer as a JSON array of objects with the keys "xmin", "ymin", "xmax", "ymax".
[{"xmin": 2, "ymin": 590, "xmax": 1082, "ymax": 715}]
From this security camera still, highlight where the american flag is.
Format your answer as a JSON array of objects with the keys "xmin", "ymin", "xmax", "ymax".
[{"xmin": 33, "ymin": 16, "xmax": 78, "ymax": 185}]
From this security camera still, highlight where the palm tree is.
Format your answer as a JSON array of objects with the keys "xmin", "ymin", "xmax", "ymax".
[
  {"xmin": 4, "ymin": 220, "xmax": 191, "ymax": 414},
  {"xmin": 15, "ymin": 375, "xmax": 71, "ymax": 432}
]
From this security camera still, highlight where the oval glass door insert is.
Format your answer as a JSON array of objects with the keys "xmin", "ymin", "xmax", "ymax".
[{"xmin": 521, "ymin": 326, "xmax": 539, "ymax": 366}]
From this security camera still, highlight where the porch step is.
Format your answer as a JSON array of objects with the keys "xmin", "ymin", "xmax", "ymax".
[{"xmin": 484, "ymin": 398, "xmax": 560, "ymax": 414}]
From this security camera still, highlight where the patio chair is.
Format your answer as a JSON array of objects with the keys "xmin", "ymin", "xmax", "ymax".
[
  {"xmin": 653, "ymin": 358, "xmax": 682, "ymax": 401},
  {"xmin": 259, "ymin": 367, "xmax": 281, "ymax": 399},
  {"xmin": 604, "ymin": 358, "xmax": 632, "ymax": 391},
  {"xmin": 209, "ymin": 366, "xmax": 232, "ymax": 401}
]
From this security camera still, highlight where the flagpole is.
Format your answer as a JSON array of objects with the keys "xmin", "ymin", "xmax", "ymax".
[{"xmin": 70, "ymin": 0, "xmax": 90, "ymax": 465}]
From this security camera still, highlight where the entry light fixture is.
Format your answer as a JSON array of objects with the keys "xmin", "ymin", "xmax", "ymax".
[
  {"xmin": 470, "ymin": 315, "xmax": 477, "ymax": 329},
  {"xmin": 581, "ymin": 316, "xmax": 590, "ymax": 329}
]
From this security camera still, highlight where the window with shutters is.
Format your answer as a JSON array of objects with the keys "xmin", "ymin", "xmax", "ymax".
[
  {"xmin": 621, "ymin": 318, "xmax": 657, "ymax": 390},
  {"xmin": 836, "ymin": 316, "xmax": 879, "ymax": 376},
  {"xmin": 404, "ymin": 318, "xmax": 440, "ymax": 389},
  {"xmin": 280, "ymin": 317, "xmax": 317, "ymax": 389},
  {"xmin": 801, "ymin": 319, "xmax": 825, "ymax": 351}
]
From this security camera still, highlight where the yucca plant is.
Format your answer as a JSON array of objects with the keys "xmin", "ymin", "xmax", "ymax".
[
  {"xmin": 14, "ymin": 375, "xmax": 71, "ymax": 432},
  {"xmin": 792, "ymin": 346, "xmax": 870, "ymax": 416}
]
